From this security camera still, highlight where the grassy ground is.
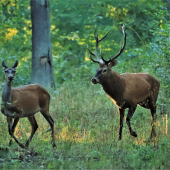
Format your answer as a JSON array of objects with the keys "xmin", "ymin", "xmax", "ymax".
[{"xmin": 0, "ymin": 81, "xmax": 170, "ymax": 169}]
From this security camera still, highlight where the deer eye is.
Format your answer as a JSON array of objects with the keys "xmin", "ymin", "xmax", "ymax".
[{"xmin": 103, "ymin": 68, "xmax": 107, "ymax": 73}]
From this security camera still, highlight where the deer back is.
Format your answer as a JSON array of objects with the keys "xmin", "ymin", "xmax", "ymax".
[
  {"xmin": 120, "ymin": 73, "xmax": 160, "ymax": 106},
  {"xmin": 11, "ymin": 84, "xmax": 50, "ymax": 117}
]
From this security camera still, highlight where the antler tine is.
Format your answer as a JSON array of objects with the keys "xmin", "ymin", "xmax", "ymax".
[
  {"xmin": 88, "ymin": 49, "xmax": 100, "ymax": 64},
  {"xmin": 112, "ymin": 24, "xmax": 126, "ymax": 60},
  {"xmin": 94, "ymin": 31, "xmax": 100, "ymax": 60},
  {"xmin": 88, "ymin": 29, "xmax": 111, "ymax": 64},
  {"xmin": 98, "ymin": 30, "xmax": 111, "ymax": 43},
  {"xmin": 95, "ymin": 30, "xmax": 111, "ymax": 58},
  {"xmin": 101, "ymin": 25, "xmax": 126, "ymax": 65},
  {"xmin": 88, "ymin": 30, "xmax": 100, "ymax": 63},
  {"xmin": 100, "ymin": 48, "xmax": 111, "ymax": 65},
  {"xmin": 89, "ymin": 54, "xmax": 100, "ymax": 64},
  {"xmin": 101, "ymin": 55, "xmax": 112, "ymax": 65},
  {"xmin": 88, "ymin": 49, "xmax": 95, "ymax": 57}
]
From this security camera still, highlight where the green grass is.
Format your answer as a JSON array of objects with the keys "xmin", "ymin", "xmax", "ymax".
[{"xmin": 0, "ymin": 81, "xmax": 170, "ymax": 169}]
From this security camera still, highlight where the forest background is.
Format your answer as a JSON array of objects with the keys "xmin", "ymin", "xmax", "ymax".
[{"xmin": 0, "ymin": 0, "xmax": 170, "ymax": 169}]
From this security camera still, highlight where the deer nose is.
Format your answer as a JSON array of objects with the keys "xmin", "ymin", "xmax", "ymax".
[
  {"xmin": 8, "ymin": 75, "xmax": 14, "ymax": 80},
  {"xmin": 91, "ymin": 78, "xmax": 97, "ymax": 84}
]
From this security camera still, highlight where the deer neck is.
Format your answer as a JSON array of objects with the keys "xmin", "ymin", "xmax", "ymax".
[
  {"xmin": 2, "ymin": 81, "xmax": 12, "ymax": 104},
  {"xmin": 101, "ymin": 71, "xmax": 125, "ymax": 102}
]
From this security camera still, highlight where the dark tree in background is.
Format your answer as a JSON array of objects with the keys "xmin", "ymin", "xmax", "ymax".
[{"xmin": 30, "ymin": 0, "xmax": 55, "ymax": 88}]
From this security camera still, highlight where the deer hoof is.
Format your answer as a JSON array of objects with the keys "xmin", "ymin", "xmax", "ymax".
[
  {"xmin": 118, "ymin": 136, "xmax": 122, "ymax": 140},
  {"xmin": 9, "ymin": 139, "xmax": 12, "ymax": 146},
  {"xmin": 25, "ymin": 144, "xmax": 29, "ymax": 149},
  {"xmin": 131, "ymin": 131, "xmax": 137, "ymax": 137},
  {"xmin": 150, "ymin": 129, "xmax": 156, "ymax": 139},
  {"xmin": 53, "ymin": 143, "xmax": 56, "ymax": 147}
]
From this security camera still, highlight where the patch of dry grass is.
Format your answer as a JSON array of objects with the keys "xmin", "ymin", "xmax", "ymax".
[{"xmin": 0, "ymin": 81, "xmax": 170, "ymax": 169}]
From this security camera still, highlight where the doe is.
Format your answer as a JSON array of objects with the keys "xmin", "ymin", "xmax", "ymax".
[
  {"xmin": 1, "ymin": 60, "xmax": 56, "ymax": 148},
  {"xmin": 88, "ymin": 25, "xmax": 160, "ymax": 140}
]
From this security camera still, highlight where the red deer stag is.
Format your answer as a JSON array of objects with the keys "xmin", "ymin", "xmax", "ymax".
[
  {"xmin": 88, "ymin": 25, "xmax": 160, "ymax": 140},
  {"xmin": 1, "ymin": 60, "xmax": 56, "ymax": 148}
]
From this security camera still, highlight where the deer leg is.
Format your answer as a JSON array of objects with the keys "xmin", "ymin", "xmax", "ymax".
[
  {"xmin": 7, "ymin": 117, "xmax": 13, "ymax": 146},
  {"xmin": 126, "ymin": 106, "xmax": 137, "ymax": 137},
  {"xmin": 118, "ymin": 108, "xmax": 125, "ymax": 140},
  {"xmin": 25, "ymin": 116, "xmax": 38, "ymax": 148},
  {"xmin": 9, "ymin": 117, "xmax": 18, "ymax": 146},
  {"xmin": 149, "ymin": 105, "xmax": 157, "ymax": 139},
  {"xmin": 41, "ymin": 112, "xmax": 56, "ymax": 147},
  {"xmin": 7, "ymin": 117, "xmax": 25, "ymax": 148}
]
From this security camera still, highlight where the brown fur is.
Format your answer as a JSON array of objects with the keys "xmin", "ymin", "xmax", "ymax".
[
  {"xmin": 92, "ymin": 63, "xmax": 160, "ymax": 140},
  {"xmin": 89, "ymin": 26, "xmax": 160, "ymax": 140},
  {"xmin": 1, "ymin": 60, "xmax": 56, "ymax": 148},
  {"xmin": 10, "ymin": 84, "xmax": 50, "ymax": 117}
]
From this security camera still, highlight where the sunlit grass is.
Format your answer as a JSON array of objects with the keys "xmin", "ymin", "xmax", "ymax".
[{"xmin": 0, "ymin": 81, "xmax": 170, "ymax": 169}]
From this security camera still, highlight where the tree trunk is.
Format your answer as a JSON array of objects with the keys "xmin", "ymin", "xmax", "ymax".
[{"xmin": 30, "ymin": 0, "xmax": 55, "ymax": 88}]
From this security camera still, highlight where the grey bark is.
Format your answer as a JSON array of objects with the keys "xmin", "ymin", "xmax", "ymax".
[{"xmin": 30, "ymin": 0, "xmax": 55, "ymax": 88}]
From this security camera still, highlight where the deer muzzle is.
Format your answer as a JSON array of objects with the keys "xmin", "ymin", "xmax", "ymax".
[
  {"xmin": 8, "ymin": 76, "xmax": 14, "ymax": 81},
  {"xmin": 91, "ymin": 77, "xmax": 99, "ymax": 84}
]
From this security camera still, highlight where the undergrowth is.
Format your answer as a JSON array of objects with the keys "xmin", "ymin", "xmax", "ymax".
[{"xmin": 0, "ymin": 81, "xmax": 170, "ymax": 169}]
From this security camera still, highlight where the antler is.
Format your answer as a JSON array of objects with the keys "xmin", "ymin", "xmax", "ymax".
[
  {"xmin": 88, "ymin": 29, "xmax": 111, "ymax": 64},
  {"xmin": 101, "ymin": 25, "xmax": 126, "ymax": 65}
]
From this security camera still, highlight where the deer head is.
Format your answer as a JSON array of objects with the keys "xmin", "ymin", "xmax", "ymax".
[
  {"xmin": 88, "ymin": 25, "xmax": 126, "ymax": 84},
  {"xmin": 2, "ymin": 60, "xmax": 18, "ymax": 82}
]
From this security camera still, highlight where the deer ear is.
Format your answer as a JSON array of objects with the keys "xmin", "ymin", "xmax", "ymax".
[
  {"xmin": 2, "ymin": 61, "xmax": 7, "ymax": 69},
  {"xmin": 12, "ymin": 60, "xmax": 18, "ymax": 69},
  {"xmin": 109, "ymin": 59, "xmax": 117, "ymax": 68}
]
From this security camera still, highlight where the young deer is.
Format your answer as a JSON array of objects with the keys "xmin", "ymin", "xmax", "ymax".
[
  {"xmin": 88, "ymin": 25, "xmax": 160, "ymax": 140},
  {"xmin": 1, "ymin": 60, "xmax": 56, "ymax": 148}
]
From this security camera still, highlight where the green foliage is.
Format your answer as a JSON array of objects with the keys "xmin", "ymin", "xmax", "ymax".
[
  {"xmin": 0, "ymin": 82, "xmax": 170, "ymax": 169},
  {"xmin": 0, "ymin": 0, "xmax": 169, "ymax": 87},
  {"xmin": 0, "ymin": 0, "xmax": 170, "ymax": 169}
]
